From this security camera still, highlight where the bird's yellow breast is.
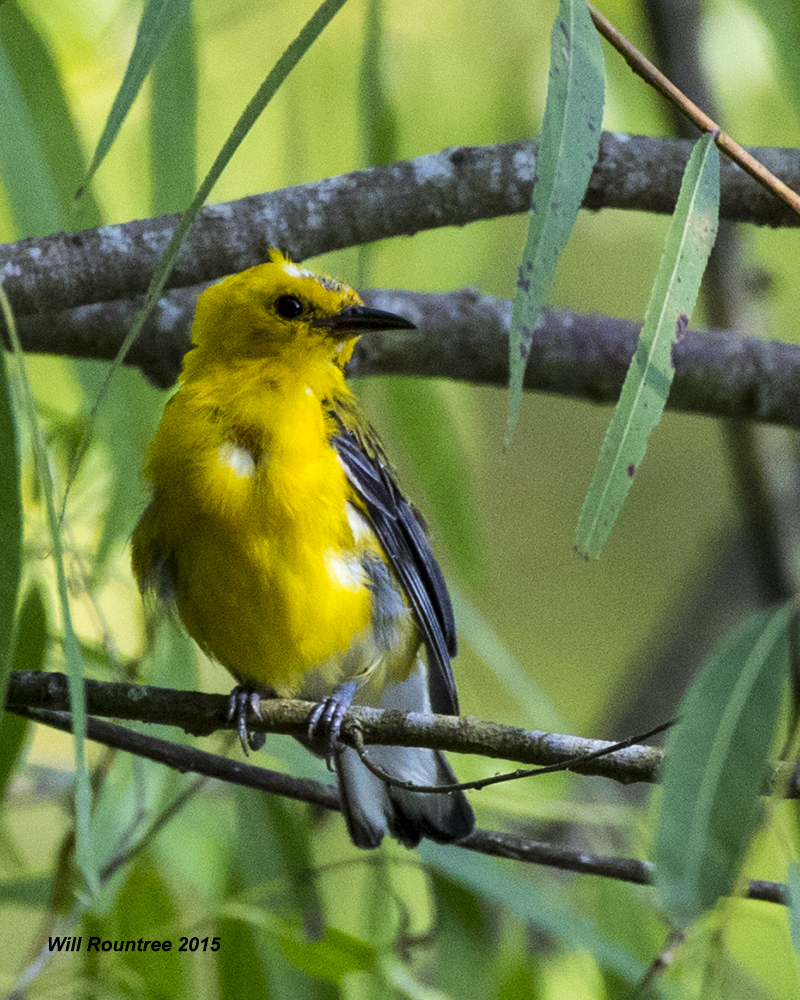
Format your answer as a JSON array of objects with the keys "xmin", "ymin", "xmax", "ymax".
[{"xmin": 137, "ymin": 360, "xmax": 379, "ymax": 696}]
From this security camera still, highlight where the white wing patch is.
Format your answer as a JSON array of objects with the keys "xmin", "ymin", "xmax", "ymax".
[
  {"xmin": 218, "ymin": 442, "xmax": 259, "ymax": 478},
  {"xmin": 324, "ymin": 549, "xmax": 365, "ymax": 592},
  {"xmin": 346, "ymin": 502, "xmax": 373, "ymax": 545}
]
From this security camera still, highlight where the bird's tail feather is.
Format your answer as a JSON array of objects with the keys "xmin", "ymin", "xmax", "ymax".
[{"xmin": 336, "ymin": 659, "xmax": 474, "ymax": 849}]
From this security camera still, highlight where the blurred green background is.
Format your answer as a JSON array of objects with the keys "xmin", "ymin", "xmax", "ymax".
[{"xmin": 2, "ymin": 0, "xmax": 800, "ymax": 996}]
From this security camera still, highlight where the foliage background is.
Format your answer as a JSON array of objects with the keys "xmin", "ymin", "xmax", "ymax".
[{"xmin": 1, "ymin": 0, "xmax": 799, "ymax": 996}]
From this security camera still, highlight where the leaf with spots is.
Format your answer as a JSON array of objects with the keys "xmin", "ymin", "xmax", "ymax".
[
  {"xmin": 506, "ymin": 0, "xmax": 605, "ymax": 443},
  {"xmin": 575, "ymin": 133, "xmax": 719, "ymax": 558}
]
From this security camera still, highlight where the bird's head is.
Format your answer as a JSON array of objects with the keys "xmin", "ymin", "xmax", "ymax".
[{"xmin": 189, "ymin": 250, "xmax": 415, "ymax": 370}]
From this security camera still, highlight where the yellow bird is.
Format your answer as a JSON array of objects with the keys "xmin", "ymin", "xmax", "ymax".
[{"xmin": 131, "ymin": 251, "xmax": 474, "ymax": 849}]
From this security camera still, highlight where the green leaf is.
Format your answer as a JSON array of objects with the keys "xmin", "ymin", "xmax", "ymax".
[
  {"xmin": 113, "ymin": 856, "xmax": 186, "ymax": 996},
  {"xmin": 79, "ymin": 0, "xmax": 192, "ymax": 197},
  {"xmin": 359, "ymin": 0, "xmax": 398, "ymax": 169},
  {"xmin": 0, "ymin": 2, "xmax": 101, "ymax": 231},
  {"xmin": 0, "ymin": 287, "xmax": 97, "ymax": 894},
  {"xmin": 355, "ymin": 0, "xmax": 399, "ymax": 283},
  {"xmin": 575, "ymin": 133, "xmax": 719, "ymax": 558},
  {"xmin": 507, "ymin": 0, "xmax": 604, "ymax": 442},
  {"xmin": 421, "ymin": 843, "xmax": 644, "ymax": 984},
  {"xmin": 220, "ymin": 788, "xmax": 335, "ymax": 997},
  {"xmin": 0, "ymin": 348, "xmax": 21, "ymax": 732},
  {"xmin": 431, "ymin": 872, "xmax": 495, "ymax": 998},
  {"xmin": 150, "ymin": 3, "xmax": 197, "ymax": 214},
  {"xmin": 654, "ymin": 604, "xmax": 790, "ymax": 929},
  {"xmin": 0, "ymin": 586, "xmax": 47, "ymax": 801},
  {"xmin": 0, "ymin": 32, "xmax": 63, "ymax": 237},
  {"xmin": 279, "ymin": 927, "xmax": 375, "ymax": 982}
]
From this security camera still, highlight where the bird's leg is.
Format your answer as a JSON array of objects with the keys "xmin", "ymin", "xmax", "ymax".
[
  {"xmin": 307, "ymin": 680, "xmax": 357, "ymax": 760},
  {"xmin": 227, "ymin": 686, "xmax": 266, "ymax": 754}
]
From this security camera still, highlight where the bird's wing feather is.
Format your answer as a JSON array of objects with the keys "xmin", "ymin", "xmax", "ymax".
[{"xmin": 331, "ymin": 426, "xmax": 459, "ymax": 716}]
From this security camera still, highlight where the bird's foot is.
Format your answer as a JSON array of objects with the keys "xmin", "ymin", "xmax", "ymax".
[
  {"xmin": 307, "ymin": 680, "xmax": 357, "ymax": 763},
  {"xmin": 227, "ymin": 686, "xmax": 266, "ymax": 755}
]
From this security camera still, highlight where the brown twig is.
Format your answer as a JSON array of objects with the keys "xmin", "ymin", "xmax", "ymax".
[{"xmin": 587, "ymin": 2, "xmax": 800, "ymax": 218}]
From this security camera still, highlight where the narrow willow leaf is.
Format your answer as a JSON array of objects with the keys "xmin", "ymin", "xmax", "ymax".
[
  {"xmin": 575, "ymin": 133, "xmax": 719, "ymax": 558},
  {"xmin": 280, "ymin": 927, "xmax": 376, "ymax": 982},
  {"xmin": 422, "ymin": 843, "xmax": 644, "ymax": 983},
  {"xmin": 359, "ymin": 0, "xmax": 398, "ymax": 169},
  {"xmin": 0, "ymin": 348, "xmax": 21, "ymax": 731},
  {"xmin": 654, "ymin": 604, "xmax": 790, "ymax": 929},
  {"xmin": 150, "ymin": 4, "xmax": 197, "ymax": 214},
  {"xmin": 0, "ymin": 586, "xmax": 47, "ymax": 801},
  {"xmin": 0, "ymin": 33, "xmax": 63, "ymax": 236},
  {"xmin": 0, "ymin": 3, "xmax": 101, "ymax": 229},
  {"xmin": 79, "ymin": 0, "xmax": 191, "ymax": 197},
  {"xmin": 114, "ymin": 859, "xmax": 185, "ymax": 996},
  {"xmin": 0, "ymin": 9, "xmax": 103, "ymax": 891},
  {"xmin": 0, "ymin": 286, "xmax": 97, "ymax": 894},
  {"xmin": 507, "ymin": 0, "xmax": 604, "ymax": 442},
  {"xmin": 0, "ymin": 874, "xmax": 51, "ymax": 907},
  {"xmin": 221, "ymin": 788, "xmax": 335, "ymax": 997}
]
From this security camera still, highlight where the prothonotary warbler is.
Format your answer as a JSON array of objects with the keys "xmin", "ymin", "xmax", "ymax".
[{"xmin": 131, "ymin": 250, "xmax": 474, "ymax": 849}]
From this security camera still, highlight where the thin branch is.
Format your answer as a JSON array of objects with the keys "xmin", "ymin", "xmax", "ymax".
[
  {"xmin": 9, "ymin": 703, "xmax": 789, "ymax": 908},
  {"xmin": 347, "ymin": 720, "xmax": 675, "ymax": 794},
  {"xmin": 3, "ymin": 133, "xmax": 800, "ymax": 322},
  {"xmin": 12, "ymin": 704, "xmax": 340, "ymax": 811},
  {"xmin": 6, "ymin": 671, "xmax": 799, "ymax": 796},
  {"xmin": 6, "ymin": 670, "xmax": 664, "ymax": 783},
  {"xmin": 587, "ymin": 3, "xmax": 800, "ymax": 216}
]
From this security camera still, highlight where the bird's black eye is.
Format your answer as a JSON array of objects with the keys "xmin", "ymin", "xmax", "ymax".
[{"xmin": 275, "ymin": 295, "xmax": 304, "ymax": 319}]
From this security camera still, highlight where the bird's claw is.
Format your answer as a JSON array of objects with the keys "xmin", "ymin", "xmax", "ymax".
[
  {"xmin": 308, "ymin": 680, "xmax": 357, "ymax": 762},
  {"xmin": 227, "ymin": 686, "xmax": 266, "ymax": 755}
]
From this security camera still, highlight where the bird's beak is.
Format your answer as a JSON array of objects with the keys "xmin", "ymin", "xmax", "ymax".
[{"xmin": 313, "ymin": 304, "xmax": 416, "ymax": 338}]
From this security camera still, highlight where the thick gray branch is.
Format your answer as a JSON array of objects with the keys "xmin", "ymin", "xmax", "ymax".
[
  {"xmin": 16, "ymin": 283, "xmax": 800, "ymax": 432},
  {"xmin": 2, "ymin": 132, "xmax": 800, "ymax": 319},
  {"xmin": 6, "ymin": 671, "xmax": 796, "ymax": 797}
]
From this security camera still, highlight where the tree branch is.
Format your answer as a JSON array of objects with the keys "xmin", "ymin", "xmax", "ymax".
[
  {"xmin": 5, "ymin": 670, "xmax": 661, "ymax": 782},
  {"xmin": 8, "ymin": 699, "xmax": 788, "ymax": 907},
  {"xmin": 14, "ymin": 281, "xmax": 800, "ymax": 434},
  {"xmin": 5, "ymin": 671, "xmax": 797, "ymax": 796},
  {"xmin": 2, "ymin": 132, "xmax": 800, "ymax": 322}
]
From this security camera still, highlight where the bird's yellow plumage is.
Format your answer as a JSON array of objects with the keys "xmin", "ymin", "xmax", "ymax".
[{"xmin": 132, "ymin": 251, "xmax": 474, "ymax": 848}]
